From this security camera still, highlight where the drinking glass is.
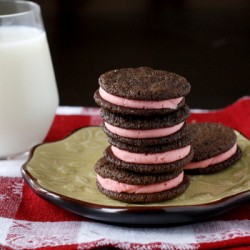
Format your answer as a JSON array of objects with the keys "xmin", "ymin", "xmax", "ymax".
[{"xmin": 0, "ymin": 0, "xmax": 59, "ymax": 159}]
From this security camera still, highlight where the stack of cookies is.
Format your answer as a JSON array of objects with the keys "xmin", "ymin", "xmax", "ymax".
[{"xmin": 94, "ymin": 67, "xmax": 193, "ymax": 203}]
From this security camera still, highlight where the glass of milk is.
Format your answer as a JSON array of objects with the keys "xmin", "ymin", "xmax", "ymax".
[{"xmin": 0, "ymin": 1, "xmax": 59, "ymax": 159}]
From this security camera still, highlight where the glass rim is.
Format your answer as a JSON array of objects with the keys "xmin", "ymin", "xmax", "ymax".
[{"xmin": 0, "ymin": 0, "xmax": 40, "ymax": 18}]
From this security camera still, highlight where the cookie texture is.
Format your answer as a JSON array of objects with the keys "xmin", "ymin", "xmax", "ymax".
[
  {"xmin": 96, "ymin": 175, "xmax": 190, "ymax": 203},
  {"xmin": 188, "ymin": 122, "xmax": 237, "ymax": 161},
  {"xmin": 98, "ymin": 67, "xmax": 191, "ymax": 100}
]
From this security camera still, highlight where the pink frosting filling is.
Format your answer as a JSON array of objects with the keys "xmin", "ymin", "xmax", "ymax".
[
  {"xmin": 99, "ymin": 87, "xmax": 183, "ymax": 109},
  {"xmin": 97, "ymin": 172, "xmax": 184, "ymax": 194},
  {"xmin": 105, "ymin": 122, "xmax": 184, "ymax": 139},
  {"xmin": 185, "ymin": 143, "xmax": 237, "ymax": 170},
  {"xmin": 111, "ymin": 145, "xmax": 191, "ymax": 164}
]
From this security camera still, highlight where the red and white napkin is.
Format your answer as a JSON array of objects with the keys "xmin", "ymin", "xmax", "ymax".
[{"xmin": 0, "ymin": 97, "xmax": 250, "ymax": 250}]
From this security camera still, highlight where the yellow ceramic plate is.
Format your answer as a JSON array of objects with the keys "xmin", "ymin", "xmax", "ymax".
[{"xmin": 22, "ymin": 126, "xmax": 250, "ymax": 225}]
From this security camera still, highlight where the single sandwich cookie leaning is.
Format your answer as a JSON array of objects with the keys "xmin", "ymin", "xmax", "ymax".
[
  {"xmin": 94, "ymin": 67, "xmax": 191, "ymax": 116},
  {"xmin": 185, "ymin": 122, "xmax": 242, "ymax": 174},
  {"xmin": 95, "ymin": 157, "xmax": 190, "ymax": 203},
  {"xmin": 101, "ymin": 105, "xmax": 190, "ymax": 146}
]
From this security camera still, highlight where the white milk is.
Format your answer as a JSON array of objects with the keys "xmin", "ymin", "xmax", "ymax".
[{"xmin": 0, "ymin": 26, "xmax": 59, "ymax": 157}]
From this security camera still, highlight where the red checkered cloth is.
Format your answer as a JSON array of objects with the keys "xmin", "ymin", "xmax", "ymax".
[{"xmin": 0, "ymin": 97, "xmax": 250, "ymax": 250}]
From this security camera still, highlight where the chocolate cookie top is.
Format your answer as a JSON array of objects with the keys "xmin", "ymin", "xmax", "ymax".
[
  {"xmin": 188, "ymin": 122, "xmax": 237, "ymax": 161},
  {"xmin": 99, "ymin": 67, "xmax": 191, "ymax": 100}
]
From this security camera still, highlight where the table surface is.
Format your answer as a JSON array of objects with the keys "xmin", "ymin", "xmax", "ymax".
[{"xmin": 0, "ymin": 96, "xmax": 250, "ymax": 250}]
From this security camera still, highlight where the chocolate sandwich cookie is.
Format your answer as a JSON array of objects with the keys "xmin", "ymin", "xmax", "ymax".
[
  {"xmin": 101, "ymin": 104, "xmax": 190, "ymax": 129},
  {"xmin": 101, "ymin": 105, "xmax": 190, "ymax": 146},
  {"xmin": 95, "ymin": 157, "xmax": 190, "ymax": 203},
  {"xmin": 104, "ymin": 145, "xmax": 194, "ymax": 174},
  {"xmin": 95, "ymin": 157, "xmax": 183, "ymax": 185},
  {"xmin": 104, "ymin": 124, "xmax": 189, "ymax": 147},
  {"xmin": 185, "ymin": 122, "xmax": 242, "ymax": 174},
  {"xmin": 96, "ymin": 174, "xmax": 190, "ymax": 203},
  {"xmin": 94, "ymin": 67, "xmax": 191, "ymax": 116}
]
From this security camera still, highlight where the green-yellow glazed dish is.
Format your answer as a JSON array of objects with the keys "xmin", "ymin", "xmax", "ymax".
[{"xmin": 22, "ymin": 126, "xmax": 250, "ymax": 225}]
